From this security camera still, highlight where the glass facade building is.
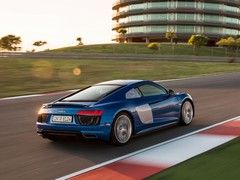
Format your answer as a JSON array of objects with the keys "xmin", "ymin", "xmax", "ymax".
[{"xmin": 112, "ymin": 0, "xmax": 240, "ymax": 42}]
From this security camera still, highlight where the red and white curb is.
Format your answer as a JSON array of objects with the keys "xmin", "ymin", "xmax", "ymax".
[{"xmin": 57, "ymin": 116, "xmax": 240, "ymax": 180}]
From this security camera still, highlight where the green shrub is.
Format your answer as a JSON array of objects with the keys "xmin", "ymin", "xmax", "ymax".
[
  {"xmin": 188, "ymin": 34, "xmax": 208, "ymax": 47},
  {"xmin": 147, "ymin": 43, "xmax": 160, "ymax": 51}
]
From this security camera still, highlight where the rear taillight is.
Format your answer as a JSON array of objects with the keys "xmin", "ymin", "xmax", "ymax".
[
  {"xmin": 37, "ymin": 114, "xmax": 49, "ymax": 123},
  {"xmin": 77, "ymin": 110, "xmax": 103, "ymax": 116},
  {"xmin": 76, "ymin": 110, "xmax": 103, "ymax": 126}
]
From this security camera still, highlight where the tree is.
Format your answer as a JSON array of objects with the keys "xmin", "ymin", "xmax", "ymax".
[
  {"xmin": 165, "ymin": 31, "xmax": 177, "ymax": 45},
  {"xmin": 76, "ymin": 37, "xmax": 83, "ymax": 45},
  {"xmin": 188, "ymin": 34, "xmax": 209, "ymax": 47},
  {"xmin": 188, "ymin": 34, "xmax": 208, "ymax": 55},
  {"xmin": 117, "ymin": 28, "xmax": 127, "ymax": 43},
  {"xmin": 216, "ymin": 37, "xmax": 239, "ymax": 62},
  {"xmin": 33, "ymin": 41, "xmax": 47, "ymax": 47},
  {"xmin": 33, "ymin": 41, "xmax": 47, "ymax": 51},
  {"xmin": 0, "ymin": 35, "xmax": 22, "ymax": 51},
  {"xmin": 236, "ymin": 38, "xmax": 240, "ymax": 47},
  {"xmin": 216, "ymin": 37, "xmax": 237, "ymax": 47},
  {"xmin": 216, "ymin": 37, "xmax": 229, "ymax": 57},
  {"xmin": 236, "ymin": 38, "xmax": 240, "ymax": 57},
  {"xmin": 165, "ymin": 31, "xmax": 177, "ymax": 54}
]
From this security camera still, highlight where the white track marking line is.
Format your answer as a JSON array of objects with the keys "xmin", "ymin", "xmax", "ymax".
[
  {"xmin": 57, "ymin": 116, "xmax": 240, "ymax": 180},
  {"xmin": 155, "ymin": 73, "xmax": 225, "ymax": 83},
  {"xmin": 0, "ymin": 72, "xmax": 237, "ymax": 101},
  {"xmin": 156, "ymin": 77, "xmax": 199, "ymax": 83},
  {"xmin": 0, "ymin": 75, "xmax": 207, "ymax": 101},
  {"xmin": 1, "ymin": 94, "xmax": 42, "ymax": 100},
  {"xmin": 0, "ymin": 90, "xmax": 77, "ymax": 101}
]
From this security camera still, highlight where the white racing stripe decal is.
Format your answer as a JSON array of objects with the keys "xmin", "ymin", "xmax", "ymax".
[{"xmin": 136, "ymin": 104, "xmax": 153, "ymax": 124}]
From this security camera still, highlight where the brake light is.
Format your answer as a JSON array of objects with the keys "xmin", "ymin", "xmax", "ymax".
[
  {"xmin": 77, "ymin": 110, "xmax": 103, "ymax": 116},
  {"xmin": 76, "ymin": 110, "xmax": 103, "ymax": 125}
]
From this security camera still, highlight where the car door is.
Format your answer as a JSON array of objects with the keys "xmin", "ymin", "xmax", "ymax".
[
  {"xmin": 137, "ymin": 83, "xmax": 179, "ymax": 125},
  {"xmin": 125, "ymin": 87, "xmax": 156, "ymax": 131}
]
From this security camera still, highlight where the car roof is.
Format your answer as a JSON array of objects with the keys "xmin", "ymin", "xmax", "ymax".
[{"xmin": 95, "ymin": 80, "xmax": 146, "ymax": 86}]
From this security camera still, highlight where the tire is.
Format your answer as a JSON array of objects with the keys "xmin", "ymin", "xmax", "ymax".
[
  {"xmin": 180, "ymin": 100, "xmax": 194, "ymax": 125},
  {"xmin": 110, "ymin": 113, "xmax": 133, "ymax": 145}
]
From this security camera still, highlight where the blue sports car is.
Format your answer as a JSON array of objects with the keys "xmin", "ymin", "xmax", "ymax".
[{"xmin": 37, "ymin": 80, "xmax": 194, "ymax": 145}]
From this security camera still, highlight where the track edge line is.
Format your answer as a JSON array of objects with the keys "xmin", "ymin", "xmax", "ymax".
[{"xmin": 56, "ymin": 115, "xmax": 240, "ymax": 180}]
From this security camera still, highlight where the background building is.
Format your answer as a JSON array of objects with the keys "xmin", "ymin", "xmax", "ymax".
[{"xmin": 112, "ymin": 0, "xmax": 240, "ymax": 43}]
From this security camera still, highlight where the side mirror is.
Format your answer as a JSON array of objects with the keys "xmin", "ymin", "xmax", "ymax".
[{"xmin": 169, "ymin": 89, "xmax": 175, "ymax": 96}]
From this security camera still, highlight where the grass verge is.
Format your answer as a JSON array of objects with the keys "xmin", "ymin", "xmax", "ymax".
[
  {"xmin": 148, "ymin": 138, "xmax": 240, "ymax": 180},
  {"xmin": 1, "ymin": 57, "xmax": 240, "ymax": 98},
  {"xmin": 50, "ymin": 43, "xmax": 239, "ymax": 57}
]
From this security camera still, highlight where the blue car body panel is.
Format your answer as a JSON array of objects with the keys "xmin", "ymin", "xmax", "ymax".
[{"xmin": 36, "ymin": 80, "xmax": 194, "ymax": 142}]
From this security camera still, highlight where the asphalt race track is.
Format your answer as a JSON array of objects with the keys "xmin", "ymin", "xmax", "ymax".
[{"xmin": 0, "ymin": 73, "xmax": 240, "ymax": 180}]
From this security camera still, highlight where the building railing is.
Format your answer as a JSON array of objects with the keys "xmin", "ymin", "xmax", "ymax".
[
  {"xmin": 112, "ymin": 20, "xmax": 240, "ymax": 31},
  {"xmin": 113, "ymin": 0, "xmax": 240, "ymax": 9},
  {"xmin": 112, "ymin": 8, "xmax": 240, "ymax": 20}
]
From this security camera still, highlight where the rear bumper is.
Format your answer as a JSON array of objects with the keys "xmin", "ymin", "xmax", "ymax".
[{"xmin": 36, "ymin": 123, "xmax": 111, "ymax": 141}]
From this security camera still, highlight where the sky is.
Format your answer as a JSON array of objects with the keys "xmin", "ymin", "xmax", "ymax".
[{"xmin": 0, "ymin": 0, "xmax": 114, "ymax": 51}]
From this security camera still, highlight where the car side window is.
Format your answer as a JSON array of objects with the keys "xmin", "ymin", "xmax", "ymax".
[
  {"xmin": 126, "ymin": 88, "xmax": 142, "ymax": 99},
  {"xmin": 138, "ymin": 84, "xmax": 167, "ymax": 97}
]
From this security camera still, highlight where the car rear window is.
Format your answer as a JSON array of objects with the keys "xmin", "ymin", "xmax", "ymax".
[
  {"xmin": 138, "ymin": 84, "xmax": 167, "ymax": 97},
  {"xmin": 62, "ymin": 85, "xmax": 121, "ymax": 102}
]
